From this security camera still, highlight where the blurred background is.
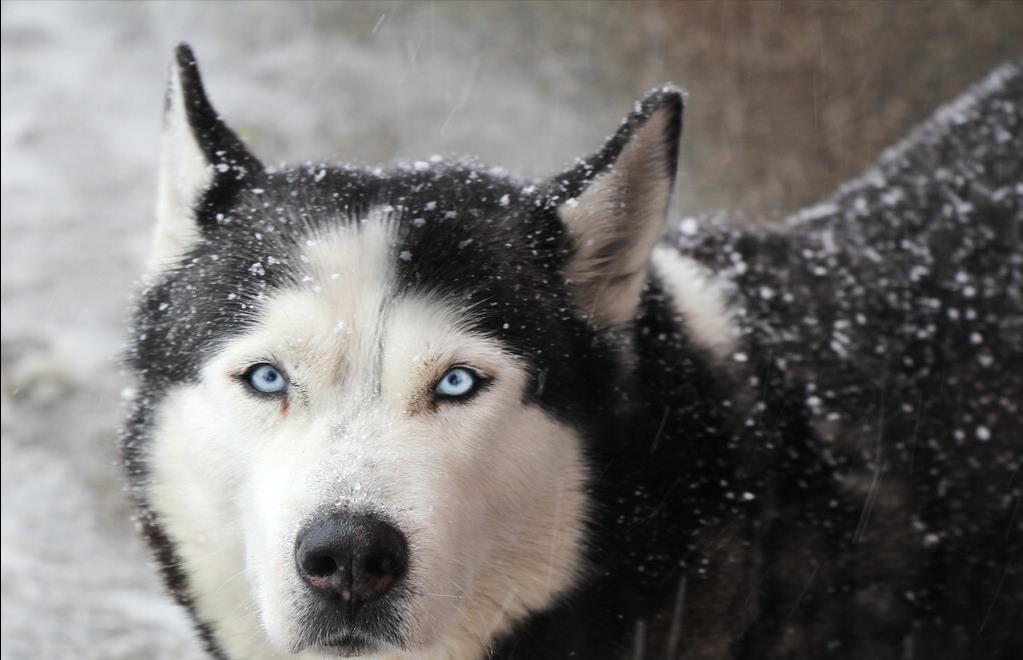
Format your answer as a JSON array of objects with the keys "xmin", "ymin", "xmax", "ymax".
[{"xmin": 2, "ymin": 1, "xmax": 1021, "ymax": 657}]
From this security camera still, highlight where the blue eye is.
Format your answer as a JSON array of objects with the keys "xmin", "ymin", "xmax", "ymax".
[
  {"xmin": 246, "ymin": 364, "xmax": 288, "ymax": 395},
  {"xmin": 435, "ymin": 367, "xmax": 479, "ymax": 399}
]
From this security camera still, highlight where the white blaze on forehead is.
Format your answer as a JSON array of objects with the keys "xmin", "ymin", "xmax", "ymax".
[
  {"xmin": 651, "ymin": 245, "xmax": 738, "ymax": 358},
  {"xmin": 300, "ymin": 209, "xmax": 397, "ymax": 301},
  {"xmin": 255, "ymin": 214, "xmax": 399, "ymax": 395}
]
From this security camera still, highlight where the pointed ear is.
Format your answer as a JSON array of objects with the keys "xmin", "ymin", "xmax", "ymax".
[
  {"xmin": 150, "ymin": 43, "xmax": 263, "ymax": 270},
  {"xmin": 552, "ymin": 87, "xmax": 683, "ymax": 326}
]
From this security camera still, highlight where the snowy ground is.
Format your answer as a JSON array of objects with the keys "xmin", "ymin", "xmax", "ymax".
[{"xmin": 2, "ymin": 2, "xmax": 1020, "ymax": 658}]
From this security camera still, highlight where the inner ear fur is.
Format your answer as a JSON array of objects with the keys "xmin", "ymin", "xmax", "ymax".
[
  {"xmin": 553, "ymin": 87, "xmax": 683, "ymax": 327},
  {"xmin": 150, "ymin": 43, "xmax": 262, "ymax": 271}
]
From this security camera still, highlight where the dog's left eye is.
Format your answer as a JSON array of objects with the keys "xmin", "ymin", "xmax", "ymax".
[
  {"xmin": 245, "ymin": 363, "xmax": 288, "ymax": 395},
  {"xmin": 435, "ymin": 367, "xmax": 480, "ymax": 399}
]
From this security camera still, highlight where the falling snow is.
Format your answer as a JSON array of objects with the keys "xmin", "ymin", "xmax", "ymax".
[{"xmin": 2, "ymin": 2, "xmax": 1021, "ymax": 658}]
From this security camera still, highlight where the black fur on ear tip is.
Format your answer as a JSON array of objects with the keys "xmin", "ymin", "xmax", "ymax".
[
  {"xmin": 552, "ymin": 84, "xmax": 686, "ymax": 198},
  {"xmin": 601, "ymin": 84, "xmax": 685, "ymax": 174},
  {"xmin": 635, "ymin": 85, "xmax": 685, "ymax": 120},
  {"xmin": 174, "ymin": 43, "xmax": 197, "ymax": 69},
  {"xmin": 164, "ymin": 43, "xmax": 263, "ymax": 175},
  {"xmin": 614, "ymin": 85, "xmax": 685, "ymax": 146},
  {"xmin": 634, "ymin": 85, "xmax": 685, "ymax": 180},
  {"xmin": 172, "ymin": 43, "xmax": 213, "ymax": 117},
  {"xmin": 173, "ymin": 44, "xmax": 208, "ymax": 101}
]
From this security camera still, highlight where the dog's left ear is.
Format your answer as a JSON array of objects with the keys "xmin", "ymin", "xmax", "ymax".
[
  {"xmin": 551, "ymin": 87, "xmax": 683, "ymax": 327},
  {"xmin": 150, "ymin": 43, "xmax": 263, "ymax": 270}
]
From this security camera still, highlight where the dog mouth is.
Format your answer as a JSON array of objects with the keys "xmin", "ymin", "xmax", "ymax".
[
  {"xmin": 313, "ymin": 633, "xmax": 379, "ymax": 657},
  {"xmin": 289, "ymin": 576, "xmax": 411, "ymax": 658}
]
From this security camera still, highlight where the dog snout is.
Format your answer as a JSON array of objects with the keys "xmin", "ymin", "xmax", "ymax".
[{"xmin": 295, "ymin": 512, "xmax": 408, "ymax": 609}]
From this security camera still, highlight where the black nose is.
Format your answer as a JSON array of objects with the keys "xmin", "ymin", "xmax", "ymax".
[{"xmin": 295, "ymin": 512, "xmax": 408, "ymax": 608}]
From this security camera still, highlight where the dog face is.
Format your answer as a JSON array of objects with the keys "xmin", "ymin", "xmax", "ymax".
[{"xmin": 125, "ymin": 45, "xmax": 682, "ymax": 658}]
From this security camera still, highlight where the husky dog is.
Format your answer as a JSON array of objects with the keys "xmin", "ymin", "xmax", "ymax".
[{"xmin": 124, "ymin": 45, "xmax": 1022, "ymax": 659}]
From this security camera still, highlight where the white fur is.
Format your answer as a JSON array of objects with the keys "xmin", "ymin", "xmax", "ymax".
[
  {"xmin": 651, "ymin": 245, "xmax": 738, "ymax": 358},
  {"xmin": 145, "ymin": 211, "xmax": 589, "ymax": 659},
  {"xmin": 149, "ymin": 59, "xmax": 214, "ymax": 271}
]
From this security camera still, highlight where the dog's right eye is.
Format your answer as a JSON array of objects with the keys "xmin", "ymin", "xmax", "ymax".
[
  {"xmin": 434, "ymin": 366, "xmax": 490, "ymax": 402},
  {"xmin": 244, "ymin": 363, "xmax": 288, "ymax": 395}
]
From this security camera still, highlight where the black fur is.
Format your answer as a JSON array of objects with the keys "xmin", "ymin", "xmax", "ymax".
[
  {"xmin": 497, "ymin": 63, "xmax": 1023, "ymax": 659},
  {"xmin": 124, "ymin": 46, "xmax": 1022, "ymax": 659}
]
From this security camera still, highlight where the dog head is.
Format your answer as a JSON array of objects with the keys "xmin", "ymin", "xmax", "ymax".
[{"xmin": 125, "ymin": 44, "xmax": 682, "ymax": 658}]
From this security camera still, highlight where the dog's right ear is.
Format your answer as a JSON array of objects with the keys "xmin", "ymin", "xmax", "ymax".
[{"xmin": 150, "ymin": 43, "xmax": 263, "ymax": 270}]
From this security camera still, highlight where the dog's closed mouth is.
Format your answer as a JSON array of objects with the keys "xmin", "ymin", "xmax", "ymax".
[{"xmin": 316, "ymin": 633, "xmax": 378, "ymax": 657}]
